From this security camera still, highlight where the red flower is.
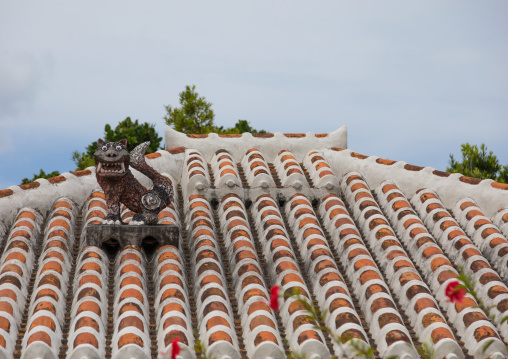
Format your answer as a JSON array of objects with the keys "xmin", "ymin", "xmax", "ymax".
[
  {"xmin": 171, "ymin": 338, "xmax": 180, "ymax": 359},
  {"xmin": 269, "ymin": 285, "xmax": 280, "ymax": 311},
  {"xmin": 445, "ymin": 280, "xmax": 466, "ymax": 303}
]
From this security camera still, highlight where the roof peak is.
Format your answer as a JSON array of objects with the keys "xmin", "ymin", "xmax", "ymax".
[{"xmin": 165, "ymin": 125, "xmax": 347, "ymax": 162}]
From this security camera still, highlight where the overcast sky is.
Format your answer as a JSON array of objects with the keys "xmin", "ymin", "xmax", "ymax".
[{"xmin": 1, "ymin": 1, "xmax": 507, "ymax": 189}]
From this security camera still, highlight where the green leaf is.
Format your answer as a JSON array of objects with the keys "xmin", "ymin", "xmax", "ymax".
[
  {"xmin": 21, "ymin": 168, "xmax": 60, "ymax": 184},
  {"xmin": 447, "ymin": 143, "xmax": 502, "ymax": 180},
  {"xmin": 482, "ymin": 339, "xmax": 495, "ymax": 353}
]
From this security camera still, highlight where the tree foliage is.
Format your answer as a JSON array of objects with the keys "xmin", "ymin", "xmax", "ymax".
[
  {"xmin": 164, "ymin": 85, "xmax": 215, "ymax": 134},
  {"xmin": 164, "ymin": 85, "xmax": 265, "ymax": 135},
  {"xmin": 22, "ymin": 86, "xmax": 265, "ymax": 183},
  {"xmin": 447, "ymin": 143, "xmax": 508, "ymax": 183},
  {"xmin": 73, "ymin": 117, "xmax": 162, "ymax": 170},
  {"xmin": 216, "ymin": 119, "xmax": 266, "ymax": 134},
  {"xmin": 21, "ymin": 169, "xmax": 60, "ymax": 185}
]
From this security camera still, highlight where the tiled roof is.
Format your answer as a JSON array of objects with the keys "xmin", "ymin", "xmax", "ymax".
[{"xmin": 1, "ymin": 127, "xmax": 508, "ymax": 358}]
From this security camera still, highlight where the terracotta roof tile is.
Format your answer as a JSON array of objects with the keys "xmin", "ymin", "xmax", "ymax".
[{"xmin": 2, "ymin": 128, "xmax": 508, "ymax": 358}]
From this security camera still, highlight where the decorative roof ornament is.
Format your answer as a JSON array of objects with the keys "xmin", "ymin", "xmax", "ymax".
[{"xmin": 94, "ymin": 139, "xmax": 174, "ymax": 225}]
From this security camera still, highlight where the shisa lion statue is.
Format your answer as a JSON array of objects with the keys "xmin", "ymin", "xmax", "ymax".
[{"xmin": 94, "ymin": 139, "xmax": 173, "ymax": 225}]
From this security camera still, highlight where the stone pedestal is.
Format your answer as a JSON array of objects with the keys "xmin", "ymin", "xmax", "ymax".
[{"xmin": 85, "ymin": 224, "xmax": 179, "ymax": 248}]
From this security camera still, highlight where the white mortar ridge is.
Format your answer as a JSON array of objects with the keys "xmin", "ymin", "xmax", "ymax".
[
  {"xmin": 323, "ymin": 148, "xmax": 508, "ymax": 218},
  {"xmin": 165, "ymin": 126, "xmax": 347, "ymax": 163}
]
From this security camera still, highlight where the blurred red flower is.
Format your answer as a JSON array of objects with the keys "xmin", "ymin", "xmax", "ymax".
[
  {"xmin": 445, "ymin": 280, "xmax": 466, "ymax": 303},
  {"xmin": 171, "ymin": 338, "xmax": 180, "ymax": 359},
  {"xmin": 270, "ymin": 285, "xmax": 280, "ymax": 311}
]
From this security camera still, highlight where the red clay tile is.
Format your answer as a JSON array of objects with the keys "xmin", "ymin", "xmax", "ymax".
[
  {"xmin": 47, "ymin": 175, "xmax": 66, "ymax": 184},
  {"xmin": 459, "ymin": 176, "xmax": 482, "ymax": 185},
  {"xmin": 19, "ymin": 182, "xmax": 41, "ymax": 190},
  {"xmin": 351, "ymin": 152, "xmax": 368, "ymax": 159}
]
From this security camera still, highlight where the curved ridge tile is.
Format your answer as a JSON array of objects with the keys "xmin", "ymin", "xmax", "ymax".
[
  {"xmin": 153, "ymin": 244, "xmax": 194, "ymax": 358},
  {"xmin": 285, "ymin": 193, "xmax": 370, "ymax": 358},
  {"xmin": 153, "ymin": 200, "xmax": 194, "ymax": 357},
  {"xmin": 240, "ymin": 149, "xmax": 275, "ymax": 189},
  {"xmin": 453, "ymin": 198, "xmax": 508, "ymax": 282},
  {"xmin": 182, "ymin": 150, "xmax": 210, "ymax": 196},
  {"xmin": 80, "ymin": 191, "xmax": 107, "ymax": 252},
  {"xmin": 411, "ymin": 189, "xmax": 508, "ymax": 356},
  {"xmin": 120, "ymin": 205, "xmax": 135, "ymax": 224},
  {"xmin": 111, "ymin": 246, "xmax": 151, "ymax": 359},
  {"xmin": 22, "ymin": 198, "xmax": 78, "ymax": 359},
  {"xmin": 67, "ymin": 246, "xmax": 109, "ymax": 359},
  {"xmin": 273, "ymin": 150, "xmax": 307, "ymax": 189},
  {"xmin": 318, "ymin": 194, "xmax": 417, "ymax": 359},
  {"xmin": 186, "ymin": 195, "xmax": 241, "ymax": 359},
  {"xmin": 218, "ymin": 194, "xmax": 284, "ymax": 358},
  {"xmin": 0, "ymin": 208, "xmax": 43, "ymax": 358},
  {"xmin": 211, "ymin": 150, "xmax": 241, "ymax": 189},
  {"xmin": 376, "ymin": 182, "xmax": 478, "ymax": 359},
  {"xmin": 303, "ymin": 151, "xmax": 339, "ymax": 190},
  {"xmin": 158, "ymin": 205, "xmax": 180, "ymax": 227},
  {"xmin": 341, "ymin": 173, "xmax": 457, "ymax": 358},
  {"xmin": 493, "ymin": 208, "xmax": 508, "ymax": 238},
  {"xmin": 251, "ymin": 194, "xmax": 330, "ymax": 358}
]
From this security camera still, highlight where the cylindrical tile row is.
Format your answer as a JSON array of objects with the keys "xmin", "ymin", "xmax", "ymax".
[
  {"xmin": 453, "ymin": 198, "xmax": 508, "ymax": 283},
  {"xmin": 67, "ymin": 247, "xmax": 109, "ymax": 359},
  {"xmin": 21, "ymin": 198, "xmax": 77, "ymax": 359},
  {"xmin": 153, "ymin": 244, "xmax": 194, "ymax": 358},
  {"xmin": 376, "ymin": 182, "xmax": 481, "ymax": 359},
  {"xmin": 411, "ymin": 189, "xmax": 508, "ymax": 354},
  {"xmin": 120, "ymin": 205, "xmax": 135, "ymax": 224},
  {"xmin": 0, "ymin": 207, "xmax": 42, "ymax": 358},
  {"xmin": 493, "ymin": 208, "xmax": 508, "ymax": 238},
  {"xmin": 67, "ymin": 192, "xmax": 109, "ymax": 359},
  {"xmin": 183, "ymin": 150, "xmax": 210, "ymax": 195},
  {"xmin": 111, "ymin": 246, "xmax": 151, "ymax": 359},
  {"xmin": 302, "ymin": 151, "xmax": 339, "ymax": 190},
  {"xmin": 218, "ymin": 194, "xmax": 284, "ymax": 358},
  {"xmin": 342, "ymin": 173, "xmax": 455, "ymax": 358},
  {"xmin": 157, "ymin": 201, "xmax": 180, "ymax": 228},
  {"xmin": 318, "ymin": 194, "xmax": 417, "ymax": 359},
  {"xmin": 154, "ymin": 200, "xmax": 194, "ymax": 357},
  {"xmin": 210, "ymin": 150, "xmax": 241, "ymax": 188},
  {"xmin": 250, "ymin": 194, "xmax": 330, "ymax": 358},
  {"xmin": 80, "ymin": 191, "xmax": 107, "ymax": 252},
  {"xmin": 186, "ymin": 195, "xmax": 241, "ymax": 358},
  {"xmin": 284, "ymin": 194, "xmax": 370, "ymax": 358},
  {"xmin": 273, "ymin": 150, "xmax": 307, "ymax": 189},
  {"xmin": 240, "ymin": 149, "xmax": 275, "ymax": 189}
]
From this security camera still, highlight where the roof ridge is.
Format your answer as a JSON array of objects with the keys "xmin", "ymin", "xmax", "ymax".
[
  {"xmin": 165, "ymin": 126, "xmax": 348, "ymax": 163},
  {"xmin": 329, "ymin": 147, "xmax": 508, "ymax": 191}
]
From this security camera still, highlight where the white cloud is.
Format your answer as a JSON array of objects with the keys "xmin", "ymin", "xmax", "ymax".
[
  {"xmin": 0, "ymin": 0, "xmax": 507, "ymax": 187},
  {"xmin": 0, "ymin": 52, "xmax": 48, "ymax": 120}
]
